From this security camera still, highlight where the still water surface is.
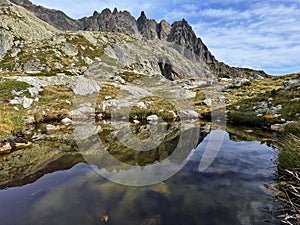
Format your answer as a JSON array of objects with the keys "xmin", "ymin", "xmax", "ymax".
[{"xmin": 0, "ymin": 130, "xmax": 281, "ymax": 225}]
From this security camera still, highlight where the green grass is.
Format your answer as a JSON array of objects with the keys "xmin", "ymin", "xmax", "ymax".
[
  {"xmin": 0, "ymin": 104, "xmax": 27, "ymax": 138},
  {"xmin": 0, "ymin": 79, "xmax": 31, "ymax": 102},
  {"xmin": 35, "ymin": 85, "xmax": 73, "ymax": 120},
  {"xmin": 129, "ymin": 96, "xmax": 176, "ymax": 119},
  {"xmin": 226, "ymin": 73, "xmax": 300, "ymax": 125},
  {"xmin": 277, "ymin": 121, "xmax": 300, "ymax": 224}
]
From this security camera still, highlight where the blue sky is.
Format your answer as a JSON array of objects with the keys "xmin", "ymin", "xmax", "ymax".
[{"xmin": 31, "ymin": 0, "xmax": 300, "ymax": 75}]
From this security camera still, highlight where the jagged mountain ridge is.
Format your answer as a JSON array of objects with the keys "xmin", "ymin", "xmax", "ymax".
[
  {"xmin": 7, "ymin": 0, "xmax": 268, "ymax": 78},
  {"xmin": 10, "ymin": 0, "xmax": 216, "ymax": 65}
]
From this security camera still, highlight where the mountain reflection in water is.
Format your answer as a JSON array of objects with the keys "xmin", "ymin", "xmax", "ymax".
[{"xmin": 0, "ymin": 125, "xmax": 281, "ymax": 225}]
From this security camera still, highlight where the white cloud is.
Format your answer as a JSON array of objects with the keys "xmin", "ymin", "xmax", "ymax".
[{"xmin": 191, "ymin": 3, "xmax": 300, "ymax": 74}]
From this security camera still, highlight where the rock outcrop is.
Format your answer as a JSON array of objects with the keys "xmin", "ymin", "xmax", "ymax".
[
  {"xmin": 136, "ymin": 11, "xmax": 158, "ymax": 39},
  {"xmin": 79, "ymin": 8, "xmax": 141, "ymax": 37}
]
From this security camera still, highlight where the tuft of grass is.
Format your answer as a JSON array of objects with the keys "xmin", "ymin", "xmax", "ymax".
[
  {"xmin": 277, "ymin": 121, "xmax": 300, "ymax": 224},
  {"xmin": 130, "ymin": 96, "xmax": 176, "ymax": 119},
  {"xmin": 96, "ymin": 84, "xmax": 120, "ymax": 105},
  {"xmin": 227, "ymin": 110, "xmax": 267, "ymax": 126},
  {"xmin": 0, "ymin": 80, "xmax": 31, "ymax": 102},
  {"xmin": 118, "ymin": 70, "xmax": 146, "ymax": 83},
  {"xmin": 0, "ymin": 104, "xmax": 27, "ymax": 139},
  {"xmin": 35, "ymin": 85, "xmax": 73, "ymax": 120}
]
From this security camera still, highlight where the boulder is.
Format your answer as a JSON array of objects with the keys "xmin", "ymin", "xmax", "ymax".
[
  {"xmin": 141, "ymin": 215, "xmax": 162, "ymax": 225},
  {"xmin": 177, "ymin": 110, "xmax": 198, "ymax": 119},
  {"xmin": 283, "ymin": 77, "xmax": 300, "ymax": 89}
]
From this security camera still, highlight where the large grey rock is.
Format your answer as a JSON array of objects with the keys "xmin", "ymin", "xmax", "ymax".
[
  {"xmin": 14, "ymin": 75, "xmax": 101, "ymax": 95},
  {"xmin": 0, "ymin": 30, "xmax": 14, "ymax": 59},
  {"xmin": 283, "ymin": 77, "xmax": 300, "ymax": 89},
  {"xmin": 177, "ymin": 110, "xmax": 199, "ymax": 119},
  {"xmin": 61, "ymin": 42, "xmax": 78, "ymax": 56}
]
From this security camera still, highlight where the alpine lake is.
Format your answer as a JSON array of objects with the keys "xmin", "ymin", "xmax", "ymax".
[{"xmin": 0, "ymin": 119, "xmax": 284, "ymax": 225}]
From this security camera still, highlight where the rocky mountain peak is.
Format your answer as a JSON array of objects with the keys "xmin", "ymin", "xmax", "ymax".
[
  {"xmin": 136, "ymin": 10, "xmax": 158, "ymax": 39},
  {"xmin": 113, "ymin": 7, "xmax": 118, "ymax": 14},
  {"xmin": 79, "ymin": 7, "xmax": 141, "ymax": 37},
  {"xmin": 139, "ymin": 11, "xmax": 147, "ymax": 20},
  {"xmin": 4, "ymin": 0, "xmax": 269, "ymax": 78}
]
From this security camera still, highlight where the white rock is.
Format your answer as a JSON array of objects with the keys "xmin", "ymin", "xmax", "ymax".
[
  {"xmin": 270, "ymin": 124, "xmax": 284, "ymax": 131},
  {"xmin": 235, "ymin": 106, "xmax": 240, "ymax": 111},
  {"xmin": 9, "ymin": 99, "xmax": 21, "ymax": 105},
  {"xmin": 136, "ymin": 102, "xmax": 147, "ymax": 109},
  {"xmin": 147, "ymin": 115, "xmax": 158, "ymax": 121},
  {"xmin": 22, "ymin": 96, "xmax": 34, "ymax": 109},
  {"xmin": 202, "ymin": 99, "xmax": 213, "ymax": 107},
  {"xmin": 61, "ymin": 118, "xmax": 72, "ymax": 124},
  {"xmin": 133, "ymin": 119, "xmax": 140, "ymax": 124},
  {"xmin": 24, "ymin": 116, "xmax": 35, "ymax": 124},
  {"xmin": 46, "ymin": 124, "xmax": 56, "ymax": 133}
]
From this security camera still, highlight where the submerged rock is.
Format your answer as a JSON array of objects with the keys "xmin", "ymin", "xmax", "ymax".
[{"xmin": 141, "ymin": 215, "xmax": 162, "ymax": 225}]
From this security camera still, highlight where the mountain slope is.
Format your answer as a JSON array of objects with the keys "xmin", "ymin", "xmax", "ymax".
[
  {"xmin": 9, "ymin": 0, "xmax": 268, "ymax": 79},
  {"xmin": 0, "ymin": 0, "xmax": 57, "ymax": 58}
]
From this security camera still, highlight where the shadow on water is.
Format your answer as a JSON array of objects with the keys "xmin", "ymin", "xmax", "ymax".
[{"xmin": 0, "ymin": 122, "xmax": 283, "ymax": 225}]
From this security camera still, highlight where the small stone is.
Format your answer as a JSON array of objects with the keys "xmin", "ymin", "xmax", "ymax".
[
  {"xmin": 101, "ymin": 215, "xmax": 109, "ymax": 223},
  {"xmin": 13, "ymin": 106, "xmax": 19, "ymax": 111},
  {"xmin": 147, "ymin": 115, "xmax": 158, "ymax": 121},
  {"xmin": 22, "ymin": 96, "xmax": 34, "ymax": 109},
  {"xmin": 46, "ymin": 124, "xmax": 65, "ymax": 134},
  {"xmin": 0, "ymin": 143, "xmax": 12, "ymax": 154},
  {"xmin": 61, "ymin": 118, "xmax": 72, "ymax": 124},
  {"xmin": 202, "ymin": 99, "xmax": 212, "ymax": 107},
  {"xmin": 167, "ymin": 110, "xmax": 177, "ymax": 118},
  {"xmin": 9, "ymin": 99, "xmax": 21, "ymax": 105},
  {"xmin": 105, "ymin": 96, "xmax": 112, "ymax": 100},
  {"xmin": 136, "ymin": 101, "xmax": 147, "ymax": 109},
  {"xmin": 24, "ymin": 116, "xmax": 35, "ymax": 124},
  {"xmin": 271, "ymin": 124, "xmax": 283, "ymax": 131},
  {"xmin": 133, "ymin": 119, "xmax": 140, "ymax": 124}
]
